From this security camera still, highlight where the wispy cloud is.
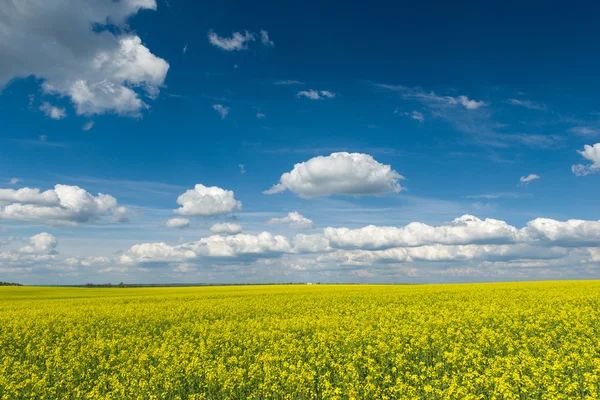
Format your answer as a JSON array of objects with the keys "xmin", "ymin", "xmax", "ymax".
[
  {"xmin": 8, "ymin": 135, "xmax": 68, "ymax": 148},
  {"xmin": 213, "ymin": 104, "xmax": 229, "ymax": 119},
  {"xmin": 274, "ymin": 80, "xmax": 304, "ymax": 85},
  {"xmin": 208, "ymin": 30, "xmax": 255, "ymax": 51},
  {"xmin": 39, "ymin": 102, "xmax": 66, "ymax": 120},
  {"xmin": 82, "ymin": 121, "xmax": 94, "ymax": 131},
  {"xmin": 569, "ymin": 126, "xmax": 598, "ymax": 136},
  {"xmin": 260, "ymin": 30, "xmax": 274, "ymax": 47},
  {"xmin": 520, "ymin": 174, "xmax": 540, "ymax": 185},
  {"xmin": 375, "ymin": 84, "xmax": 487, "ymax": 110},
  {"xmin": 376, "ymin": 83, "xmax": 564, "ymax": 150},
  {"xmin": 297, "ymin": 89, "xmax": 336, "ymax": 100},
  {"xmin": 465, "ymin": 192, "xmax": 532, "ymax": 199},
  {"xmin": 208, "ymin": 29, "xmax": 273, "ymax": 51},
  {"xmin": 507, "ymin": 98, "xmax": 547, "ymax": 111},
  {"xmin": 395, "ymin": 109, "xmax": 424, "ymax": 122}
]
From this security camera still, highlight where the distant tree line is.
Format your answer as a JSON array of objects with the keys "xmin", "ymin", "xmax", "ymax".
[
  {"xmin": 0, "ymin": 281, "xmax": 22, "ymax": 286},
  {"xmin": 84, "ymin": 282, "xmax": 126, "ymax": 288}
]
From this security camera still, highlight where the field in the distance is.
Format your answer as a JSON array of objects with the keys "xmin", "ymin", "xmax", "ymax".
[{"xmin": 1, "ymin": 282, "xmax": 600, "ymax": 399}]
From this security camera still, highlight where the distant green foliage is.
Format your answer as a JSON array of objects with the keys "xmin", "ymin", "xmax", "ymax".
[{"xmin": 0, "ymin": 281, "xmax": 22, "ymax": 286}]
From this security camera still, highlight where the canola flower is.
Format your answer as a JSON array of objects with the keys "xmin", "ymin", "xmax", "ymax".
[{"xmin": 1, "ymin": 281, "xmax": 600, "ymax": 399}]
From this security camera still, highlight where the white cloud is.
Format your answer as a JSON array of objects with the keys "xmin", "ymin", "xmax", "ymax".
[
  {"xmin": 376, "ymin": 84, "xmax": 486, "ymax": 110},
  {"xmin": 174, "ymin": 184, "xmax": 242, "ymax": 217},
  {"xmin": 9, "ymin": 178, "xmax": 19, "ymax": 185},
  {"xmin": 63, "ymin": 256, "xmax": 110, "ymax": 268},
  {"xmin": 324, "ymin": 215, "xmax": 520, "ymax": 250},
  {"xmin": 324, "ymin": 215, "xmax": 600, "ymax": 252},
  {"xmin": 165, "ymin": 217, "xmax": 190, "ymax": 229},
  {"xmin": 18, "ymin": 233, "xmax": 58, "ymax": 254},
  {"xmin": 507, "ymin": 98, "xmax": 547, "ymax": 111},
  {"xmin": 457, "ymin": 95, "xmax": 486, "ymax": 110},
  {"xmin": 268, "ymin": 211, "xmax": 314, "ymax": 229},
  {"xmin": 120, "ymin": 232, "xmax": 291, "ymax": 263},
  {"xmin": 296, "ymin": 90, "xmax": 336, "ymax": 100},
  {"xmin": 523, "ymin": 218, "xmax": 600, "ymax": 247},
  {"xmin": 256, "ymin": 112, "xmax": 266, "ymax": 118},
  {"xmin": 274, "ymin": 80, "xmax": 304, "ymax": 85},
  {"xmin": 520, "ymin": 174, "xmax": 540, "ymax": 184},
  {"xmin": 183, "ymin": 44, "xmax": 188, "ymax": 54},
  {"xmin": 210, "ymin": 223, "xmax": 243, "ymax": 235},
  {"xmin": 208, "ymin": 30, "xmax": 255, "ymax": 51},
  {"xmin": 82, "ymin": 121, "xmax": 95, "ymax": 131},
  {"xmin": 292, "ymin": 234, "xmax": 331, "ymax": 253},
  {"xmin": 213, "ymin": 104, "xmax": 229, "ymax": 119},
  {"xmin": 465, "ymin": 192, "xmax": 531, "ymax": 199},
  {"xmin": 318, "ymin": 243, "xmax": 567, "ymax": 265},
  {"xmin": 119, "ymin": 242, "xmax": 196, "ymax": 263},
  {"xmin": 572, "ymin": 143, "xmax": 600, "ymax": 176},
  {"xmin": 239, "ymin": 164, "xmax": 246, "ymax": 174},
  {"xmin": 39, "ymin": 102, "xmax": 67, "ymax": 120},
  {"xmin": 264, "ymin": 152, "xmax": 404, "ymax": 198},
  {"xmin": 260, "ymin": 30, "xmax": 274, "ymax": 47},
  {"xmin": 0, "ymin": 233, "xmax": 63, "ymax": 272},
  {"xmin": 569, "ymin": 127, "xmax": 598, "ymax": 136},
  {"xmin": 0, "ymin": 184, "xmax": 128, "ymax": 226},
  {"xmin": 0, "ymin": 1, "xmax": 169, "ymax": 116},
  {"xmin": 0, "ymin": 187, "xmax": 59, "ymax": 205},
  {"xmin": 411, "ymin": 111, "xmax": 424, "ymax": 122}
]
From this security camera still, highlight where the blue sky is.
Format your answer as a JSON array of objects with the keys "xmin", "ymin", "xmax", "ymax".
[{"xmin": 1, "ymin": 0, "xmax": 600, "ymax": 284}]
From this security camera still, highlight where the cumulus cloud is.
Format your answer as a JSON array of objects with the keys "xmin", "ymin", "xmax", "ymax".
[
  {"xmin": 63, "ymin": 256, "xmax": 110, "ymax": 268},
  {"xmin": 120, "ymin": 232, "xmax": 291, "ymax": 263},
  {"xmin": 268, "ymin": 211, "xmax": 314, "ymax": 229},
  {"xmin": 165, "ymin": 217, "xmax": 190, "ymax": 229},
  {"xmin": 18, "ymin": 233, "xmax": 58, "ymax": 254},
  {"xmin": 520, "ymin": 174, "xmax": 540, "ymax": 185},
  {"xmin": 292, "ymin": 234, "xmax": 331, "ymax": 253},
  {"xmin": 522, "ymin": 218, "xmax": 600, "ymax": 247},
  {"xmin": 9, "ymin": 178, "xmax": 19, "ymax": 185},
  {"xmin": 82, "ymin": 121, "xmax": 95, "ymax": 131},
  {"xmin": 212, "ymin": 104, "xmax": 229, "ymax": 119},
  {"xmin": 324, "ymin": 215, "xmax": 600, "ymax": 251},
  {"xmin": 264, "ymin": 152, "xmax": 404, "ymax": 198},
  {"xmin": 572, "ymin": 143, "xmax": 600, "ymax": 176},
  {"xmin": 324, "ymin": 215, "xmax": 520, "ymax": 250},
  {"xmin": 0, "ymin": 233, "xmax": 59, "ymax": 270},
  {"xmin": 98, "ymin": 213, "xmax": 600, "ymax": 282},
  {"xmin": 0, "ymin": 0, "xmax": 169, "ymax": 116},
  {"xmin": 296, "ymin": 90, "xmax": 336, "ymax": 100},
  {"xmin": 39, "ymin": 102, "xmax": 67, "ymax": 120},
  {"xmin": 0, "ymin": 184, "xmax": 128, "ymax": 226},
  {"xmin": 174, "ymin": 184, "xmax": 242, "ymax": 217},
  {"xmin": 318, "ymin": 243, "xmax": 567, "ymax": 266},
  {"xmin": 210, "ymin": 223, "xmax": 243, "ymax": 235}
]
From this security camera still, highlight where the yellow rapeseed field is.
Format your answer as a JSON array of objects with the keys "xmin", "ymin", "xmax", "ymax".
[{"xmin": 1, "ymin": 281, "xmax": 600, "ymax": 399}]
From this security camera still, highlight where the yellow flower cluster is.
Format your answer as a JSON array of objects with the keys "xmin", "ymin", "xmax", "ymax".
[{"xmin": 1, "ymin": 281, "xmax": 600, "ymax": 399}]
